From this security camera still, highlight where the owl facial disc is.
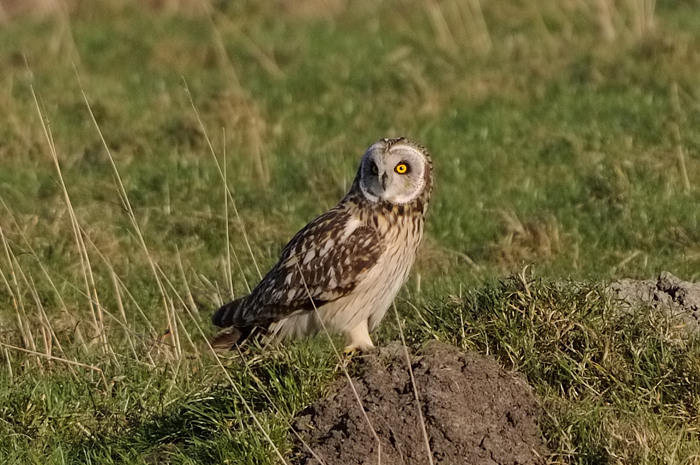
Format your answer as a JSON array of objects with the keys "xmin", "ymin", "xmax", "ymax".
[{"xmin": 359, "ymin": 138, "xmax": 428, "ymax": 205}]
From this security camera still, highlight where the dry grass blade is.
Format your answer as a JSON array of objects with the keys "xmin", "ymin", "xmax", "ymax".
[
  {"xmin": 77, "ymin": 225, "xmax": 159, "ymax": 360},
  {"xmin": 424, "ymin": 0, "xmax": 491, "ymax": 54},
  {"xmin": 294, "ymin": 262, "xmax": 383, "ymax": 465},
  {"xmin": 0, "ymin": 224, "xmax": 35, "ymax": 351},
  {"xmin": 392, "ymin": 302, "xmax": 434, "ymax": 465},
  {"xmin": 595, "ymin": 0, "xmax": 617, "ymax": 41},
  {"xmin": 595, "ymin": 0, "xmax": 657, "ymax": 41},
  {"xmin": 233, "ymin": 344, "xmax": 330, "ymax": 465},
  {"xmin": 0, "ymin": 341, "xmax": 109, "ymax": 391},
  {"xmin": 222, "ymin": 129, "xmax": 235, "ymax": 297},
  {"xmin": 110, "ymin": 268, "xmax": 140, "ymax": 360},
  {"xmin": 193, "ymin": 0, "xmax": 271, "ymax": 185},
  {"xmin": 0, "ymin": 199, "xmax": 90, "ymax": 351},
  {"xmin": 670, "ymin": 124, "xmax": 691, "ymax": 196},
  {"xmin": 174, "ymin": 295, "xmax": 292, "ymax": 464},
  {"xmin": 183, "ymin": 79, "xmax": 262, "ymax": 280},
  {"xmin": 175, "ymin": 246, "xmax": 199, "ymax": 314},
  {"xmin": 28, "ymin": 78, "xmax": 108, "ymax": 356},
  {"xmin": 74, "ymin": 68, "xmax": 175, "ymax": 350}
]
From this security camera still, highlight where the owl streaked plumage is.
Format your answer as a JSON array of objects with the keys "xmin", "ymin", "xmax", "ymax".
[{"xmin": 212, "ymin": 137, "xmax": 433, "ymax": 351}]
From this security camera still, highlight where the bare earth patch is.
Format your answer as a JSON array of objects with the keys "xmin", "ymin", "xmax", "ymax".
[
  {"xmin": 609, "ymin": 271, "xmax": 700, "ymax": 333},
  {"xmin": 290, "ymin": 341, "xmax": 547, "ymax": 465}
]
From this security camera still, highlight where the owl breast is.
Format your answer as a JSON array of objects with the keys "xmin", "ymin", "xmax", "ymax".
[
  {"xmin": 270, "ymin": 203, "xmax": 424, "ymax": 340},
  {"xmin": 364, "ymin": 213, "xmax": 423, "ymax": 331}
]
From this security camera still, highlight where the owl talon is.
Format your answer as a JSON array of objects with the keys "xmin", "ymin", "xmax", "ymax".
[
  {"xmin": 338, "ymin": 344, "xmax": 375, "ymax": 369},
  {"xmin": 343, "ymin": 346, "xmax": 358, "ymax": 356},
  {"xmin": 342, "ymin": 344, "xmax": 375, "ymax": 356}
]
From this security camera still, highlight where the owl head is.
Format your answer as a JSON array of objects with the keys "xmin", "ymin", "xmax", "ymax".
[{"xmin": 357, "ymin": 137, "xmax": 433, "ymax": 205}]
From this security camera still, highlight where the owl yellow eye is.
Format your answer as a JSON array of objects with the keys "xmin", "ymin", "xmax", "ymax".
[
  {"xmin": 371, "ymin": 163, "xmax": 378, "ymax": 175},
  {"xmin": 395, "ymin": 163, "xmax": 408, "ymax": 174}
]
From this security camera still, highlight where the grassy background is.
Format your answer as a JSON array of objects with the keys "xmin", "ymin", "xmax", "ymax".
[{"xmin": 0, "ymin": 0, "xmax": 699, "ymax": 463}]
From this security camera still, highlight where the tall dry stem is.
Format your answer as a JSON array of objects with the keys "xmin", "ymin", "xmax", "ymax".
[
  {"xmin": 0, "ymin": 198, "xmax": 90, "ymax": 351},
  {"xmin": 29, "ymin": 81, "xmax": 109, "ymax": 356},
  {"xmin": 76, "ymin": 70, "xmax": 179, "ymax": 360},
  {"xmin": 184, "ymin": 80, "xmax": 263, "ymax": 282},
  {"xmin": 295, "ymin": 263, "xmax": 383, "ymax": 465},
  {"xmin": 594, "ymin": 0, "xmax": 656, "ymax": 42},
  {"xmin": 176, "ymin": 294, "xmax": 291, "ymax": 463},
  {"xmin": 393, "ymin": 302, "xmax": 434, "ymax": 465},
  {"xmin": 0, "ymin": 225, "xmax": 36, "ymax": 351},
  {"xmin": 425, "ymin": 0, "xmax": 491, "ymax": 55},
  {"xmin": 196, "ymin": 0, "xmax": 271, "ymax": 186}
]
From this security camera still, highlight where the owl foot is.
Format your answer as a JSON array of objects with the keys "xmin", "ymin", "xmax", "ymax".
[
  {"xmin": 337, "ymin": 342, "xmax": 376, "ymax": 370},
  {"xmin": 337, "ymin": 321, "xmax": 375, "ymax": 367},
  {"xmin": 342, "ymin": 343, "xmax": 376, "ymax": 356},
  {"xmin": 344, "ymin": 321, "xmax": 374, "ymax": 353}
]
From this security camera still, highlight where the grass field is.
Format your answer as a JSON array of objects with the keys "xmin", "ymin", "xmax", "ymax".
[{"xmin": 0, "ymin": 0, "xmax": 699, "ymax": 463}]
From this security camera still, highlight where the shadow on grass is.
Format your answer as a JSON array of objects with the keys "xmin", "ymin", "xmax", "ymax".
[{"xmin": 69, "ymin": 343, "xmax": 337, "ymax": 464}]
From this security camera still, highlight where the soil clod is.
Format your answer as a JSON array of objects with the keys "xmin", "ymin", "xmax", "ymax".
[{"xmin": 609, "ymin": 271, "xmax": 700, "ymax": 333}]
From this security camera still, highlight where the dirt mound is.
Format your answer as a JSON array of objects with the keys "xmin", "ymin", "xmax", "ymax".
[
  {"xmin": 609, "ymin": 271, "xmax": 700, "ymax": 333},
  {"xmin": 290, "ymin": 341, "xmax": 546, "ymax": 465}
]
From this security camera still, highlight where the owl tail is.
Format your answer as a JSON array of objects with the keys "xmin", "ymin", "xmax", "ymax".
[
  {"xmin": 211, "ymin": 298, "xmax": 255, "ymax": 350},
  {"xmin": 212, "ymin": 297, "xmax": 245, "ymax": 327},
  {"xmin": 211, "ymin": 326, "xmax": 258, "ymax": 350}
]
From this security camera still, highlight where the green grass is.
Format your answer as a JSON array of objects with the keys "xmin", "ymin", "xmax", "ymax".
[
  {"xmin": 0, "ymin": 0, "xmax": 699, "ymax": 463},
  {"xmin": 409, "ymin": 274, "xmax": 700, "ymax": 463}
]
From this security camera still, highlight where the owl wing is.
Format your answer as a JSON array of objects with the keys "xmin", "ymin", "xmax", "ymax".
[{"xmin": 236, "ymin": 207, "xmax": 384, "ymax": 326}]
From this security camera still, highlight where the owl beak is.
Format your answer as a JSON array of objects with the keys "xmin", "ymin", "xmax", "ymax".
[{"xmin": 381, "ymin": 172, "xmax": 388, "ymax": 190}]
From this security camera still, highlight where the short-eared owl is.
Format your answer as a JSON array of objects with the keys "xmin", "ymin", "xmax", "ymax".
[{"xmin": 212, "ymin": 137, "xmax": 433, "ymax": 351}]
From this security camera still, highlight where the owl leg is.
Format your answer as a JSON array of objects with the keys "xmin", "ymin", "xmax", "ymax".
[{"xmin": 343, "ymin": 319, "xmax": 374, "ymax": 353}]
